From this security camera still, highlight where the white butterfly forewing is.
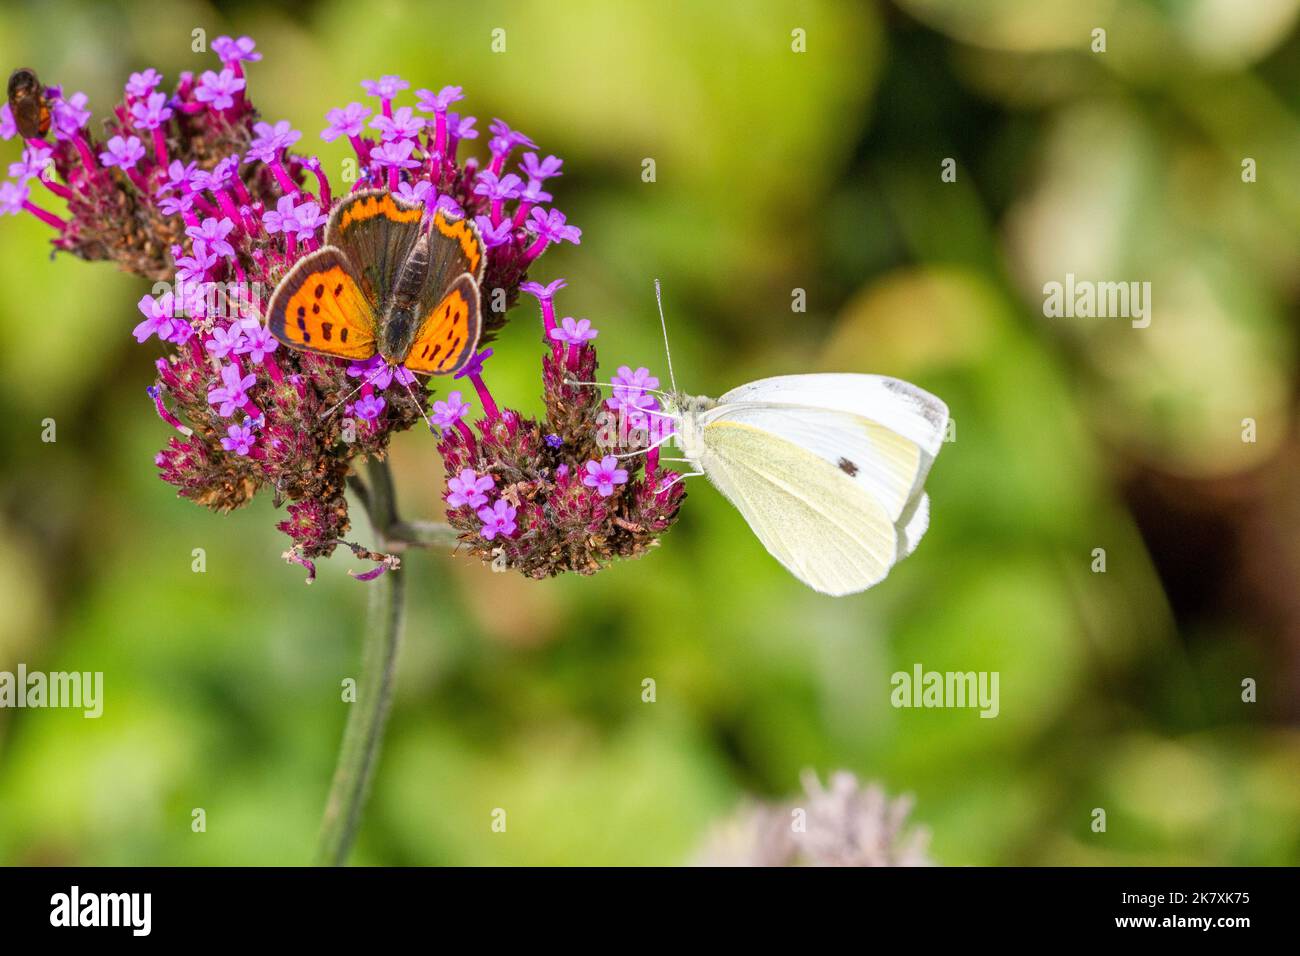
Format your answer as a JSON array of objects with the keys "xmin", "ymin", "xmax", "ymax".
[
  {"xmin": 714, "ymin": 374, "xmax": 948, "ymax": 456},
  {"xmin": 702, "ymin": 402, "xmax": 923, "ymax": 522},
  {"xmin": 696, "ymin": 419, "xmax": 898, "ymax": 596}
]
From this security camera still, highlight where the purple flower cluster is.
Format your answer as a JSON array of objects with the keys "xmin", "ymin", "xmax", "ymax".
[
  {"xmin": 437, "ymin": 280, "xmax": 685, "ymax": 578},
  {"xmin": 2, "ymin": 39, "xmax": 588, "ymax": 577},
  {"xmin": 0, "ymin": 39, "xmax": 293, "ymax": 277},
  {"xmin": 320, "ymin": 81, "xmax": 579, "ymax": 339}
]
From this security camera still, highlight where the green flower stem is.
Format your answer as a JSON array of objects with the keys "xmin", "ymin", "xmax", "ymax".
[
  {"xmin": 314, "ymin": 459, "xmax": 462, "ymax": 865},
  {"xmin": 313, "ymin": 457, "xmax": 406, "ymax": 866},
  {"xmin": 387, "ymin": 519, "xmax": 462, "ymax": 549}
]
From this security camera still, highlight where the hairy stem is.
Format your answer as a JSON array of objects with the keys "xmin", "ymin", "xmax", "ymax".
[
  {"xmin": 347, "ymin": 473, "xmax": 460, "ymax": 552},
  {"xmin": 314, "ymin": 457, "xmax": 406, "ymax": 866},
  {"xmin": 387, "ymin": 519, "xmax": 462, "ymax": 549}
]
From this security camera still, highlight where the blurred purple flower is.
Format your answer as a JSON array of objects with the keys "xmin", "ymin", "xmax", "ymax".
[
  {"xmin": 416, "ymin": 85, "xmax": 464, "ymax": 113},
  {"xmin": 447, "ymin": 468, "xmax": 494, "ymax": 508},
  {"xmin": 126, "ymin": 69, "xmax": 163, "ymax": 98},
  {"xmin": 520, "ymin": 152, "xmax": 563, "ymax": 180},
  {"xmin": 221, "ymin": 422, "xmax": 256, "ymax": 455},
  {"xmin": 583, "ymin": 456, "xmax": 629, "ymax": 497},
  {"xmin": 362, "ymin": 75, "xmax": 409, "ymax": 99},
  {"xmin": 477, "ymin": 499, "xmax": 517, "ymax": 540},
  {"xmin": 549, "ymin": 316, "xmax": 597, "ymax": 346},
  {"xmin": 528, "ymin": 207, "xmax": 582, "ymax": 246},
  {"xmin": 431, "ymin": 390, "xmax": 471, "ymax": 427},
  {"xmin": 99, "ymin": 135, "xmax": 146, "ymax": 169},
  {"xmin": 370, "ymin": 138, "xmax": 420, "ymax": 170},
  {"xmin": 194, "ymin": 70, "xmax": 244, "ymax": 112},
  {"xmin": 132, "ymin": 91, "xmax": 174, "ymax": 130},
  {"xmin": 213, "ymin": 35, "xmax": 261, "ymax": 64},
  {"xmin": 322, "ymin": 102, "xmax": 371, "ymax": 141},
  {"xmin": 370, "ymin": 106, "xmax": 424, "ymax": 142},
  {"xmin": 247, "ymin": 120, "xmax": 301, "ymax": 163}
]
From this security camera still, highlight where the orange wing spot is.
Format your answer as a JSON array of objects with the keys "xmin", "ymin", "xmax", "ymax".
[
  {"xmin": 276, "ymin": 264, "xmax": 376, "ymax": 359},
  {"xmin": 403, "ymin": 286, "xmax": 475, "ymax": 374},
  {"xmin": 433, "ymin": 211, "xmax": 482, "ymax": 275}
]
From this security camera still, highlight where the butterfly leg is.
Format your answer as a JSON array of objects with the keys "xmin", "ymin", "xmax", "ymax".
[
  {"xmin": 611, "ymin": 431, "xmax": 677, "ymax": 461},
  {"xmin": 392, "ymin": 370, "xmax": 439, "ymax": 435},
  {"xmin": 319, "ymin": 361, "xmax": 394, "ymax": 420},
  {"xmin": 654, "ymin": 471, "xmax": 704, "ymax": 493}
]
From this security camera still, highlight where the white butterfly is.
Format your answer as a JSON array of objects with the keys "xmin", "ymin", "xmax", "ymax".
[{"xmin": 634, "ymin": 283, "xmax": 950, "ymax": 597}]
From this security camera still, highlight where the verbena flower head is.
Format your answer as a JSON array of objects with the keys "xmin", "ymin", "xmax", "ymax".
[
  {"xmin": 436, "ymin": 279, "xmax": 685, "ymax": 579},
  {"xmin": 694, "ymin": 771, "xmax": 933, "ymax": 867},
  {"xmin": 2, "ymin": 40, "xmax": 609, "ymax": 580}
]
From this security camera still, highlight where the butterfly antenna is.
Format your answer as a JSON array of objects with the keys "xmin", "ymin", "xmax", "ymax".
[
  {"xmin": 395, "ymin": 370, "xmax": 439, "ymax": 435},
  {"xmin": 318, "ymin": 362, "xmax": 391, "ymax": 421},
  {"xmin": 562, "ymin": 378, "xmax": 672, "ymax": 399},
  {"xmin": 654, "ymin": 278, "xmax": 678, "ymax": 395}
]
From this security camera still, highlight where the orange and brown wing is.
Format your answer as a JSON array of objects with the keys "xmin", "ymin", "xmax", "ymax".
[
  {"xmin": 428, "ymin": 209, "xmax": 486, "ymax": 285},
  {"xmin": 326, "ymin": 188, "xmax": 424, "ymax": 310},
  {"xmin": 265, "ymin": 248, "xmax": 378, "ymax": 360},
  {"xmin": 402, "ymin": 273, "xmax": 482, "ymax": 375}
]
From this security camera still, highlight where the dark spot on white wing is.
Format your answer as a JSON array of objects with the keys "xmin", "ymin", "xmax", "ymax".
[
  {"xmin": 882, "ymin": 377, "xmax": 945, "ymax": 429},
  {"xmin": 838, "ymin": 457, "xmax": 859, "ymax": 476}
]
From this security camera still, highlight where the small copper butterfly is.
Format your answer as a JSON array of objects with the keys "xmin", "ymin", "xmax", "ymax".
[{"xmin": 266, "ymin": 188, "xmax": 485, "ymax": 375}]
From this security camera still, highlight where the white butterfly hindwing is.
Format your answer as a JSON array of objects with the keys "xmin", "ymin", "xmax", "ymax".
[
  {"xmin": 679, "ymin": 373, "xmax": 949, "ymax": 596},
  {"xmin": 698, "ymin": 419, "xmax": 898, "ymax": 596}
]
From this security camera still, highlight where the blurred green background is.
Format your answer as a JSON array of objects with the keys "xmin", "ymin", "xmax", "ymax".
[{"xmin": 1, "ymin": 0, "xmax": 1298, "ymax": 865}]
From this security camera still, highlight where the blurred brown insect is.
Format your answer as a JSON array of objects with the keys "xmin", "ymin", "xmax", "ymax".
[{"xmin": 8, "ymin": 67, "xmax": 51, "ymax": 139}]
